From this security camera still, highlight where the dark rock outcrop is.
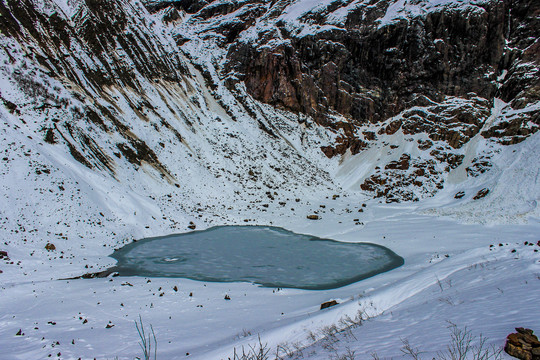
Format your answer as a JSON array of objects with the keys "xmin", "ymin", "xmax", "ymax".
[
  {"xmin": 505, "ymin": 328, "xmax": 540, "ymax": 360},
  {"xmin": 473, "ymin": 188, "xmax": 490, "ymax": 200},
  {"xmin": 45, "ymin": 243, "xmax": 56, "ymax": 251},
  {"xmin": 225, "ymin": 0, "xmax": 507, "ymax": 125},
  {"xmin": 320, "ymin": 300, "xmax": 338, "ymax": 310}
]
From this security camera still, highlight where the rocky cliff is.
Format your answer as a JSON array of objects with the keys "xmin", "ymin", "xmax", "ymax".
[{"xmin": 1, "ymin": 0, "xmax": 539, "ymax": 211}]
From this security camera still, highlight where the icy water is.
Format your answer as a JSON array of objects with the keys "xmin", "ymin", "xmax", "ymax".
[{"xmin": 111, "ymin": 226, "xmax": 404, "ymax": 290}]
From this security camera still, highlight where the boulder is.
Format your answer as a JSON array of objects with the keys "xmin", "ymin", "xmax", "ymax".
[
  {"xmin": 473, "ymin": 188, "xmax": 490, "ymax": 200},
  {"xmin": 45, "ymin": 243, "xmax": 56, "ymax": 251},
  {"xmin": 505, "ymin": 328, "xmax": 540, "ymax": 360},
  {"xmin": 454, "ymin": 191, "xmax": 465, "ymax": 199},
  {"xmin": 320, "ymin": 300, "xmax": 338, "ymax": 310}
]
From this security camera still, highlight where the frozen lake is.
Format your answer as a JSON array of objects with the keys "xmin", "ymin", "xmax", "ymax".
[{"xmin": 111, "ymin": 226, "xmax": 404, "ymax": 290}]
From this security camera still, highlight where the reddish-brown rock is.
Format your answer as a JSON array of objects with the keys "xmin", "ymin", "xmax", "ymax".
[{"xmin": 505, "ymin": 328, "xmax": 540, "ymax": 360}]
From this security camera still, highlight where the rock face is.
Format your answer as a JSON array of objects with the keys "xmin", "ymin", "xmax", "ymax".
[
  {"xmin": 505, "ymin": 328, "xmax": 540, "ymax": 360},
  {"xmin": 219, "ymin": 0, "xmax": 539, "ymax": 128},
  {"xmin": 227, "ymin": 1, "xmax": 504, "ymax": 124}
]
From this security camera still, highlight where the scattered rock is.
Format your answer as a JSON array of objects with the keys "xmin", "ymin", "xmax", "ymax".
[
  {"xmin": 454, "ymin": 191, "xmax": 465, "ymax": 199},
  {"xmin": 505, "ymin": 328, "xmax": 540, "ymax": 360},
  {"xmin": 320, "ymin": 300, "xmax": 338, "ymax": 310},
  {"xmin": 0, "ymin": 250, "xmax": 8, "ymax": 259},
  {"xmin": 473, "ymin": 188, "xmax": 490, "ymax": 200},
  {"xmin": 74, "ymin": 269, "xmax": 118, "ymax": 279},
  {"xmin": 45, "ymin": 243, "xmax": 56, "ymax": 251},
  {"xmin": 16, "ymin": 329, "xmax": 23, "ymax": 336},
  {"xmin": 385, "ymin": 154, "xmax": 411, "ymax": 171},
  {"xmin": 307, "ymin": 215, "xmax": 320, "ymax": 220}
]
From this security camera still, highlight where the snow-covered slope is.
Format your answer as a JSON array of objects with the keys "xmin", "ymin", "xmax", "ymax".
[{"xmin": 0, "ymin": 0, "xmax": 346, "ymax": 282}]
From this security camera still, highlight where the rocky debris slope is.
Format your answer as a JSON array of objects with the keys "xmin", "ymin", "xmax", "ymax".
[
  {"xmin": 0, "ymin": 0, "xmax": 336, "ymax": 192},
  {"xmin": 156, "ymin": 0, "xmax": 539, "ymax": 202}
]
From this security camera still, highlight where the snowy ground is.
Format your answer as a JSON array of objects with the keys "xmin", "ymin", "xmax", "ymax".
[
  {"xmin": 0, "ymin": 0, "xmax": 538, "ymax": 357},
  {"xmin": 1, "ymin": 76, "xmax": 538, "ymax": 358},
  {"xmin": 1, "ymin": 197, "xmax": 538, "ymax": 360}
]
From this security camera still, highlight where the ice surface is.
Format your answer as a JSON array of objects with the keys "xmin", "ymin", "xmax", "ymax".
[{"xmin": 111, "ymin": 226, "xmax": 403, "ymax": 290}]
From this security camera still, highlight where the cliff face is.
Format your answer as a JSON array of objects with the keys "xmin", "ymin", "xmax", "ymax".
[
  {"xmin": 1, "ymin": 0, "xmax": 539, "ymax": 208},
  {"xmin": 221, "ymin": 0, "xmax": 538, "ymax": 131},
  {"xmin": 228, "ymin": 1, "xmax": 505, "ymax": 123}
]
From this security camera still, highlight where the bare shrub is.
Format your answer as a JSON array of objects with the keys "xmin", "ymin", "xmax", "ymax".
[
  {"xmin": 306, "ymin": 331, "xmax": 317, "ymax": 342},
  {"xmin": 235, "ymin": 329, "xmax": 253, "ymax": 339},
  {"xmin": 436, "ymin": 276, "xmax": 444, "ymax": 292},
  {"xmin": 135, "ymin": 315, "xmax": 157, "ymax": 360},
  {"xmin": 274, "ymin": 340, "xmax": 305, "ymax": 360},
  {"xmin": 400, "ymin": 338, "xmax": 422, "ymax": 360},
  {"xmin": 275, "ymin": 342, "xmax": 294, "ymax": 359},
  {"xmin": 320, "ymin": 324, "xmax": 340, "ymax": 352},
  {"xmin": 338, "ymin": 311, "xmax": 363, "ymax": 329},
  {"xmin": 400, "ymin": 323, "xmax": 503, "ymax": 360},
  {"xmin": 233, "ymin": 335, "xmax": 271, "ymax": 360},
  {"xmin": 333, "ymin": 347, "xmax": 356, "ymax": 360},
  {"xmin": 437, "ymin": 323, "xmax": 503, "ymax": 360},
  {"xmin": 292, "ymin": 342, "xmax": 304, "ymax": 359}
]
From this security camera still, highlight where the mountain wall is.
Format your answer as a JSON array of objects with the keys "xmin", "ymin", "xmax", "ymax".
[
  {"xmin": 154, "ymin": 0, "xmax": 539, "ymax": 203},
  {"xmin": 0, "ymin": 0, "xmax": 538, "ymax": 236}
]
